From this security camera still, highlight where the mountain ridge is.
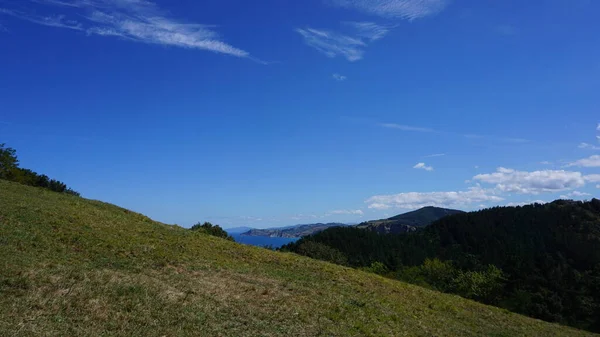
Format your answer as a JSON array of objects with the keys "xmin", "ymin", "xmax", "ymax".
[
  {"xmin": 357, "ymin": 206, "xmax": 464, "ymax": 234},
  {"xmin": 242, "ymin": 222, "xmax": 348, "ymax": 238}
]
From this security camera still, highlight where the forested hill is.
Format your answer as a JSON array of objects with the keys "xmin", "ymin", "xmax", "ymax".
[
  {"xmin": 282, "ymin": 200, "xmax": 600, "ymax": 333},
  {"xmin": 356, "ymin": 206, "xmax": 464, "ymax": 234}
]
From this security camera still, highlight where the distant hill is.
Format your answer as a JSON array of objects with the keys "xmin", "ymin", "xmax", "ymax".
[
  {"xmin": 357, "ymin": 206, "xmax": 464, "ymax": 234},
  {"xmin": 225, "ymin": 226, "xmax": 255, "ymax": 234},
  {"xmin": 2, "ymin": 180, "xmax": 587, "ymax": 336},
  {"xmin": 242, "ymin": 223, "xmax": 347, "ymax": 238}
]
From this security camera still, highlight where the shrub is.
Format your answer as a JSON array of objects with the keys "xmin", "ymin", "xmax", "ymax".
[{"xmin": 190, "ymin": 222, "xmax": 234, "ymax": 241}]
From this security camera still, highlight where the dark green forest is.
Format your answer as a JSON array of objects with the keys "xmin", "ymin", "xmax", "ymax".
[
  {"xmin": 282, "ymin": 200, "xmax": 600, "ymax": 332},
  {"xmin": 0, "ymin": 143, "xmax": 80, "ymax": 196}
]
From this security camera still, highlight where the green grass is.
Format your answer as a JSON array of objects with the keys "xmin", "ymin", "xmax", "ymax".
[{"xmin": 0, "ymin": 180, "xmax": 596, "ymax": 336}]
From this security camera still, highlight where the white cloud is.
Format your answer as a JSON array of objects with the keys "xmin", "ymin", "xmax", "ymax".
[
  {"xmin": 366, "ymin": 187, "xmax": 503, "ymax": 210},
  {"xmin": 473, "ymin": 168, "xmax": 586, "ymax": 194},
  {"xmin": 584, "ymin": 174, "xmax": 600, "ymax": 183},
  {"xmin": 1, "ymin": 0, "xmax": 251, "ymax": 58},
  {"xmin": 560, "ymin": 191, "xmax": 591, "ymax": 199},
  {"xmin": 379, "ymin": 123, "xmax": 434, "ymax": 132},
  {"xmin": 328, "ymin": 209, "xmax": 364, "ymax": 216},
  {"xmin": 568, "ymin": 155, "xmax": 600, "ymax": 168},
  {"xmin": 413, "ymin": 162, "xmax": 433, "ymax": 171},
  {"xmin": 344, "ymin": 21, "xmax": 390, "ymax": 41},
  {"xmin": 579, "ymin": 143, "xmax": 600, "ymax": 150},
  {"xmin": 505, "ymin": 200, "xmax": 547, "ymax": 207},
  {"xmin": 330, "ymin": 0, "xmax": 448, "ymax": 20},
  {"xmin": 332, "ymin": 73, "xmax": 347, "ymax": 81},
  {"xmin": 296, "ymin": 27, "xmax": 366, "ymax": 61},
  {"xmin": 540, "ymin": 161, "xmax": 551, "ymax": 165}
]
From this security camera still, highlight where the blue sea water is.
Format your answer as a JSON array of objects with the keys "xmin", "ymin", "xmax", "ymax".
[{"xmin": 230, "ymin": 234, "xmax": 298, "ymax": 249}]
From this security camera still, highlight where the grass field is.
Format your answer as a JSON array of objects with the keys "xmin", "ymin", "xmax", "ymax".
[{"xmin": 0, "ymin": 180, "xmax": 596, "ymax": 336}]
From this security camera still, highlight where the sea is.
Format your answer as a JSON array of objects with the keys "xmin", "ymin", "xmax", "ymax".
[{"xmin": 230, "ymin": 233, "xmax": 298, "ymax": 249}]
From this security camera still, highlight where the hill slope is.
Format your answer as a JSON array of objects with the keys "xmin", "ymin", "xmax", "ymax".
[
  {"xmin": 242, "ymin": 223, "xmax": 347, "ymax": 238},
  {"xmin": 0, "ymin": 180, "xmax": 593, "ymax": 337},
  {"xmin": 357, "ymin": 206, "xmax": 464, "ymax": 234}
]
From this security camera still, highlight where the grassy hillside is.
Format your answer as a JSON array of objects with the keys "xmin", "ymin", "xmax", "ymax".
[{"xmin": 0, "ymin": 180, "xmax": 594, "ymax": 337}]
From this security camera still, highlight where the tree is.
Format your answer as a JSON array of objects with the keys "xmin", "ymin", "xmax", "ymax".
[
  {"xmin": 0, "ymin": 143, "xmax": 18, "ymax": 179},
  {"xmin": 452, "ymin": 265, "xmax": 505, "ymax": 304}
]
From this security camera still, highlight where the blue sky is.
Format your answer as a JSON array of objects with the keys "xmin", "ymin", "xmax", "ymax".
[{"xmin": 1, "ymin": 0, "xmax": 599, "ymax": 228}]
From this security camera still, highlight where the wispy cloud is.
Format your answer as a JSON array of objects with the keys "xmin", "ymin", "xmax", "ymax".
[
  {"xmin": 379, "ymin": 123, "xmax": 434, "ymax": 133},
  {"xmin": 366, "ymin": 187, "xmax": 502, "ymax": 210},
  {"xmin": 0, "ymin": 8, "xmax": 82, "ymax": 30},
  {"xmin": 1, "ymin": 0, "xmax": 253, "ymax": 59},
  {"xmin": 465, "ymin": 134, "xmax": 529, "ymax": 143},
  {"xmin": 413, "ymin": 162, "xmax": 433, "ymax": 171},
  {"xmin": 344, "ymin": 21, "xmax": 391, "ymax": 41},
  {"xmin": 579, "ymin": 142, "xmax": 600, "ymax": 150},
  {"xmin": 423, "ymin": 153, "xmax": 445, "ymax": 158},
  {"xmin": 330, "ymin": 0, "xmax": 448, "ymax": 20},
  {"xmin": 328, "ymin": 209, "xmax": 364, "ymax": 216},
  {"xmin": 332, "ymin": 73, "xmax": 347, "ymax": 81},
  {"xmin": 296, "ymin": 27, "xmax": 367, "ymax": 61},
  {"xmin": 379, "ymin": 122, "xmax": 529, "ymax": 143},
  {"xmin": 474, "ymin": 167, "xmax": 586, "ymax": 194},
  {"xmin": 296, "ymin": 21, "xmax": 391, "ymax": 62}
]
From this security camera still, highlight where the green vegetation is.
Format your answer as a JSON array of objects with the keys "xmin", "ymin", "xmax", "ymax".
[
  {"xmin": 0, "ymin": 143, "xmax": 79, "ymax": 196},
  {"xmin": 0, "ymin": 180, "xmax": 593, "ymax": 336},
  {"xmin": 190, "ymin": 222, "xmax": 234, "ymax": 241},
  {"xmin": 283, "ymin": 201, "xmax": 600, "ymax": 332}
]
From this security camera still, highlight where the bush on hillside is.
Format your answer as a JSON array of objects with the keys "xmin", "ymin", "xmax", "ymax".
[{"xmin": 190, "ymin": 222, "xmax": 234, "ymax": 241}]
